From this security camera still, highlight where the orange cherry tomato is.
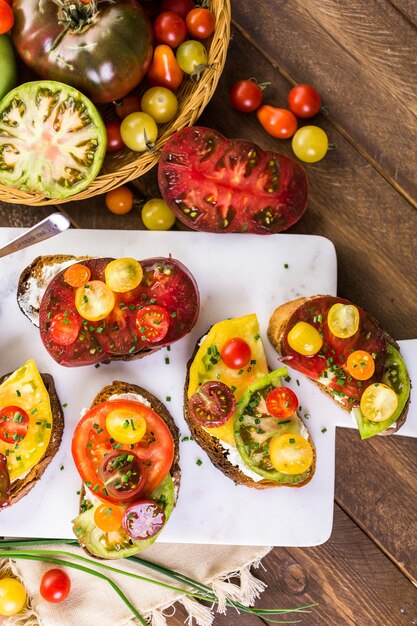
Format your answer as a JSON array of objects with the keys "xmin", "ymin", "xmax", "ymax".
[
  {"xmin": 346, "ymin": 350, "xmax": 375, "ymax": 381},
  {"xmin": 257, "ymin": 105, "xmax": 298, "ymax": 139},
  {"xmin": 94, "ymin": 503, "xmax": 124, "ymax": 532},
  {"xmin": 147, "ymin": 45, "xmax": 184, "ymax": 91},
  {"xmin": 105, "ymin": 186, "xmax": 134, "ymax": 215},
  {"xmin": 115, "ymin": 95, "xmax": 141, "ymax": 120},
  {"xmin": 186, "ymin": 8, "xmax": 215, "ymax": 39},
  {"xmin": 63, "ymin": 264, "xmax": 91, "ymax": 288},
  {"xmin": 0, "ymin": 0, "xmax": 14, "ymax": 33}
]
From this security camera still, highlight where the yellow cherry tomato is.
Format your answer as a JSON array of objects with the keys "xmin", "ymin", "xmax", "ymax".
[
  {"xmin": 287, "ymin": 321, "xmax": 323, "ymax": 356},
  {"xmin": 75, "ymin": 280, "xmax": 115, "ymax": 322},
  {"xmin": 327, "ymin": 303, "xmax": 360, "ymax": 338},
  {"xmin": 292, "ymin": 125, "xmax": 328, "ymax": 163},
  {"xmin": 120, "ymin": 112, "xmax": 158, "ymax": 152},
  {"xmin": 141, "ymin": 87, "xmax": 178, "ymax": 124},
  {"xmin": 360, "ymin": 383, "xmax": 398, "ymax": 422},
  {"xmin": 269, "ymin": 433, "xmax": 314, "ymax": 475},
  {"xmin": 346, "ymin": 350, "xmax": 375, "ymax": 380},
  {"xmin": 142, "ymin": 198, "xmax": 176, "ymax": 231},
  {"xmin": 104, "ymin": 258, "xmax": 143, "ymax": 293},
  {"xmin": 0, "ymin": 578, "xmax": 27, "ymax": 616},
  {"xmin": 94, "ymin": 503, "xmax": 124, "ymax": 532},
  {"xmin": 105, "ymin": 407, "xmax": 147, "ymax": 444}
]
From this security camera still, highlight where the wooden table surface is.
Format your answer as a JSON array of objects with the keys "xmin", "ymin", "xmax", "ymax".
[{"xmin": 1, "ymin": 1, "xmax": 416, "ymax": 624}]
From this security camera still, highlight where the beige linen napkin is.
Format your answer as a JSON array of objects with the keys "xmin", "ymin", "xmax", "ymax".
[{"xmin": 2, "ymin": 543, "xmax": 271, "ymax": 626}]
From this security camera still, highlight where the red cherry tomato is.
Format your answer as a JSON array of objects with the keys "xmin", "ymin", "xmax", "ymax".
[
  {"xmin": 257, "ymin": 105, "xmax": 298, "ymax": 139},
  {"xmin": 115, "ymin": 95, "xmax": 141, "ymax": 120},
  {"xmin": 0, "ymin": 406, "xmax": 29, "ymax": 444},
  {"xmin": 105, "ymin": 121, "xmax": 125, "ymax": 154},
  {"xmin": 136, "ymin": 305, "xmax": 170, "ymax": 343},
  {"xmin": 288, "ymin": 84, "xmax": 321, "ymax": 119},
  {"xmin": 186, "ymin": 8, "xmax": 215, "ymax": 39},
  {"xmin": 154, "ymin": 12, "xmax": 187, "ymax": 48},
  {"xmin": 40, "ymin": 569, "xmax": 71, "ymax": 604},
  {"xmin": 147, "ymin": 44, "xmax": 184, "ymax": 90},
  {"xmin": 49, "ymin": 311, "xmax": 82, "ymax": 346},
  {"xmin": 266, "ymin": 387, "xmax": 299, "ymax": 419},
  {"xmin": 230, "ymin": 79, "xmax": 264, "ymax": 113},
  {"xmin": 160, "ymin": 0, "xmax": 195, "ymax": 19},
  {"xmin": 221, "ymin": 338, "xmax": 251, "ymax": 370},
  {"xmin": 0, "ymin": 0, "xmax": 14, "ymax": 34}
]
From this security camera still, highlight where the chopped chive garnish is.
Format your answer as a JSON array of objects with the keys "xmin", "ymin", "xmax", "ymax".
[
  {"xmin": 196, "ymin": 459, "xmax": 203, "ymax": 466},
  {"xmin": 165, "ymin": 357, "xmax": 170, "ymax": 365},
  {"xmin": 321, "ymin": 428, "xmax": 327, "ymax": 434},
  {"xmin": 289, "ymin": 438, "xmax": 295, "ymax": 444},
  {"xmin": 16, "ymin": 390, "xmax": 21, "ymax": 397}
]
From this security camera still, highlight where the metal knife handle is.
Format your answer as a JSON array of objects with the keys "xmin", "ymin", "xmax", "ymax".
[{"xmin": 0, "ymin": 213, "xmax": 71, "ymax": 258}]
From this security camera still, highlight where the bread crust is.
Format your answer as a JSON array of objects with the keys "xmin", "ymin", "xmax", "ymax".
[
  {"xmin": 183, "ymin": 332, "xmax": 316, "ymax": 489},
  {"xmin": 267, "ymin": 295, "xmax": 410, "ymax": 435},
  {"xmin": 0, "ymin": 372, "xmax": 64, "ymax": 508}
]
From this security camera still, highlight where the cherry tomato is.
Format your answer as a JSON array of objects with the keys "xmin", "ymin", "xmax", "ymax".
[
  {"xmin": 147, "ymin": 45, "xmax": 184, "ymax": 90},
  {"xmin": 269, "ymin": 433, "xmax": 314, "ymax": 475},
  {"xmin": 327, "ymin": 303, "xmax": 359, "ymax": 339},
  {"xmin": 105, "ymin": 407, "xmax": 147, "ymax": 444},
  {"xmin": 221, "ymin": 338, "xmax": 251, "ymax": 369},
  {"xmin": 98, "ymin": 450, "xmax": 146, "ymax": 500},
  {"xmin": 94, "ymin": 503, "xmax": 124, "ymax": 532},
  {"xmin": 49, "ymin": 311, "xmax": 82, "ymax": 346},
  {"xmin": 186, "ymin": 8, "xmax": 215, "ymax": 39},
  {"xmin": 287, "ymin": 321, "xmax": 323, "ymax": 356},
  {"xmin": 63, "ymin": 263, "xmax": 91, "ymax": 288},
  {"xmin": 104, "ymin": 258, "xmax": 143, "ymax": 293},
  {"xmin": 266, "ymin": 387, "xmax": 298, "ymax": 419},
  {"xmin": 115, "ymin": 95, "xmax": 141, "ymax": 120},
  {"xmin": 230, "ymin": 79, "xmax": 264, "ymax": 113},
  {"xmin": 141, "ymin": 87, "xmax": 178, "ymax": 124},
  {"xmin": 0, "ymin": 406, "xmax": 29, "ymax": 444},
  {"xmin": 360, "ymin": 383, "xmax": 398, "ymax": 422},
  {"xmin": 0, "ymin": 0, "xmax": 14, "ymax": 34},
  {"xmin": 40, "ymin": 569, "xmax": 71, "ymax": 604},
  {"xmin": 120, "ymin": 112, "xmax": 158, "ymax": 152},
  {"xmin": 160, "ymin": 0, "xmax": 195, "ymax": 19},
  {"xmin": 292, "ymin": 126, "xmax": 328, "ymax": 163},
  {"xmin": 142, "ymin": 198, "xmax": 176, "ymax": 230},
  {"xmin": 189, "ymin": 381, "xmax": 236, "ymax": 428},
  {"xmin": 0, "ymin": 578, "xmax": 26, "ymax": 616},
  {"xmin": 154, "ymin": 12, "xmax": 187, "ymax": 48},
  {"xmin": 288, "ymin": 84, "xmax": 321, "ymax": 119},
  {"xmin": 136, "ymin": 305, "xmax": 170, "ymax": 343},
  {"xmin": 123, "ymin": 499, "xmax": 166, "ymax": 540},
  {"xmin": 75, "ymin": 281, "xmax": 115, "ymax": 322},
  {"xmin": 257, "ymin": 105, "xmax": 298, "ymax": 139},
  {"xmin": 346, "ymin": 350, "xmax": 375, "ymax": 381},
  {"xmin": 176, "ymin": 40, "xmax": 207, "ymax": 75},
  {"xmin": 105, "ymin": 186, "xmax": 134, "ymax": 215},
  {"xmin": 105, "ymin": 121, "xmax": 125, "ymax": 153}
]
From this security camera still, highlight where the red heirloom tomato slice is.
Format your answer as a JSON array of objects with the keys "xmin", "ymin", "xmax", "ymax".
[
  {"xmin": 265, "ymin": 387, "xmax": 298, "ymax": 419},
  {"xmin": 189, "ymin": 381, "xmax": 236, "ymax": 427},
  {"xmin": 72, "ymin": 400, "xmax": 174, "ymax": 503},
  {"xmin": 0, "ymin": 406, "xmax": 29, "ymax": 444},
  {"xmin": 158, "ymin": 127, "xmax": 308, "ymax": 234}
]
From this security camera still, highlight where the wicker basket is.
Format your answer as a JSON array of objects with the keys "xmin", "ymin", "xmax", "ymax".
[{"xmin": 0, "ymin": 0, "xmax": 231, "ymax": 206}]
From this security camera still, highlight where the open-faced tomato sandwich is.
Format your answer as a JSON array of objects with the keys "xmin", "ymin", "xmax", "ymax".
[
  {"xmin": 184, "ymin": 314, "xmax": 316, "ymax": 489},
  {"xmin": 0, "ymin": 360, "xmax": 64, "ymax": 509},
  {"xmin": 267, "ymin": 296, "xmax": 411, "ymax": 439},
  {"xmin": 17, "ymin": 255, "xmax": 199, "ymax": 367},
  {"xmin": 71, "ymin": 381, "xmax": 179, "ymax": 559}
]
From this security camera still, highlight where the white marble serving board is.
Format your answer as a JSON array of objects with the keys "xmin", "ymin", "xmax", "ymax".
[{"xmin": 0, "ymin": 228, "xmax": 411, "ymax": 548}]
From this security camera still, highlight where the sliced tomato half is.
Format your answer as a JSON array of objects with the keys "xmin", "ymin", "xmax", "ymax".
[
  {"xmin": 136, "ymin": 305, "xmax": 170, "ymax": 343},
  {"xmin": 72, "ymin": 399, "xmax": 174, "ymax": 504},
  {"xmin": 0, "ymin": 406, "xmax": 29, "ymax": 444}
]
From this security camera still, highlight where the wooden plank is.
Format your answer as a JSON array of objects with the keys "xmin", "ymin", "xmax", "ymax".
[
  {"xmin": 335, "ymin": 428, "xmax": 417, "ymax": 582},
  {"xmin": 389, "ymin": 0, "xmax": 417, "ymax": 27},
  {"xmin": 232, "ymin": 0, "xmax": 417, "ymax": 205}
]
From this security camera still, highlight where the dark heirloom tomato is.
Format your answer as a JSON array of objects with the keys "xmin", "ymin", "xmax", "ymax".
[
  {"xmin": 189, "ymin": 381, "xmax": 236, "ymax": 427},
  {"xmin": 123, "ymin": 500, "xmax": 166, "ymax": 540},
  {"xmin": 158, "ymin": 127, "xmax": 308, "ymax": 234},
  {"xmin": 11, "ymin": 0, "xmax": 153, "ymax": 103},
  {"xmin": 97, "ymin": 451, "xmax": 146, "ymax": 501}
]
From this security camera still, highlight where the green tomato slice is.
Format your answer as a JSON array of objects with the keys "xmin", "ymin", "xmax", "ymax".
[
  {"xmin": 0, "ymin": 81, "xmax": 106, "ymax": 199},
  {"xmin": 234, "ymin": 368, "xmax": 313, "ymax": 485},
  {"xmin": 352, "ymin": 344, "xmax": 410, "ymax": 439},
  {"xmin": 72, "ymin": 474, "xmax": 175, "ymax": 559}
]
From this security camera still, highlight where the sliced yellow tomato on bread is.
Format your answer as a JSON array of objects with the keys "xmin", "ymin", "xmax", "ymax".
[
  {"xmin": 0, "ymin": 360, "xmax": 53, "ymax": 481},
  {"xmin": 188, "ymin": 314, "xmax": 269, "ymax": 444}
]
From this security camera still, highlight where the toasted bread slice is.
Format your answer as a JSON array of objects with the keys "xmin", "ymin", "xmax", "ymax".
[
  {"xmin": 0, "ymin": 371, "xmax": 64, "ymax": 507},
  {"xmin": 184, "ymin": 334, "xmax": 316, "ymax": 489},
  {"xmin": 74, "ymin": 381, "xmax": 180, "ymax": 559},
  {"xmin": 268, "ymin": 296, "xmax": 410, "ymax": 436}
]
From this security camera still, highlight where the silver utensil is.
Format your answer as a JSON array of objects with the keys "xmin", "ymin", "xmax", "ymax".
[{"xmin": 0, "ymin": 213, "xmax": 71, "ymax": 258}]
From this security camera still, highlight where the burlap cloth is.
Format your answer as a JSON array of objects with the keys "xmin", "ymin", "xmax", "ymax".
[{"xmin": 1, "ymin": 543, "xmax": 271, "ymax": 626}]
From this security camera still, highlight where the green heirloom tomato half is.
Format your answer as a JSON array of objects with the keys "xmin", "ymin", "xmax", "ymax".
[
  {"xmin": 0, "ymin": 81, "xmax": 106, "ymax": 199},
  {"xmin": 0, "ymin": 35, "xmax": 17, "ymax": 101}
]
